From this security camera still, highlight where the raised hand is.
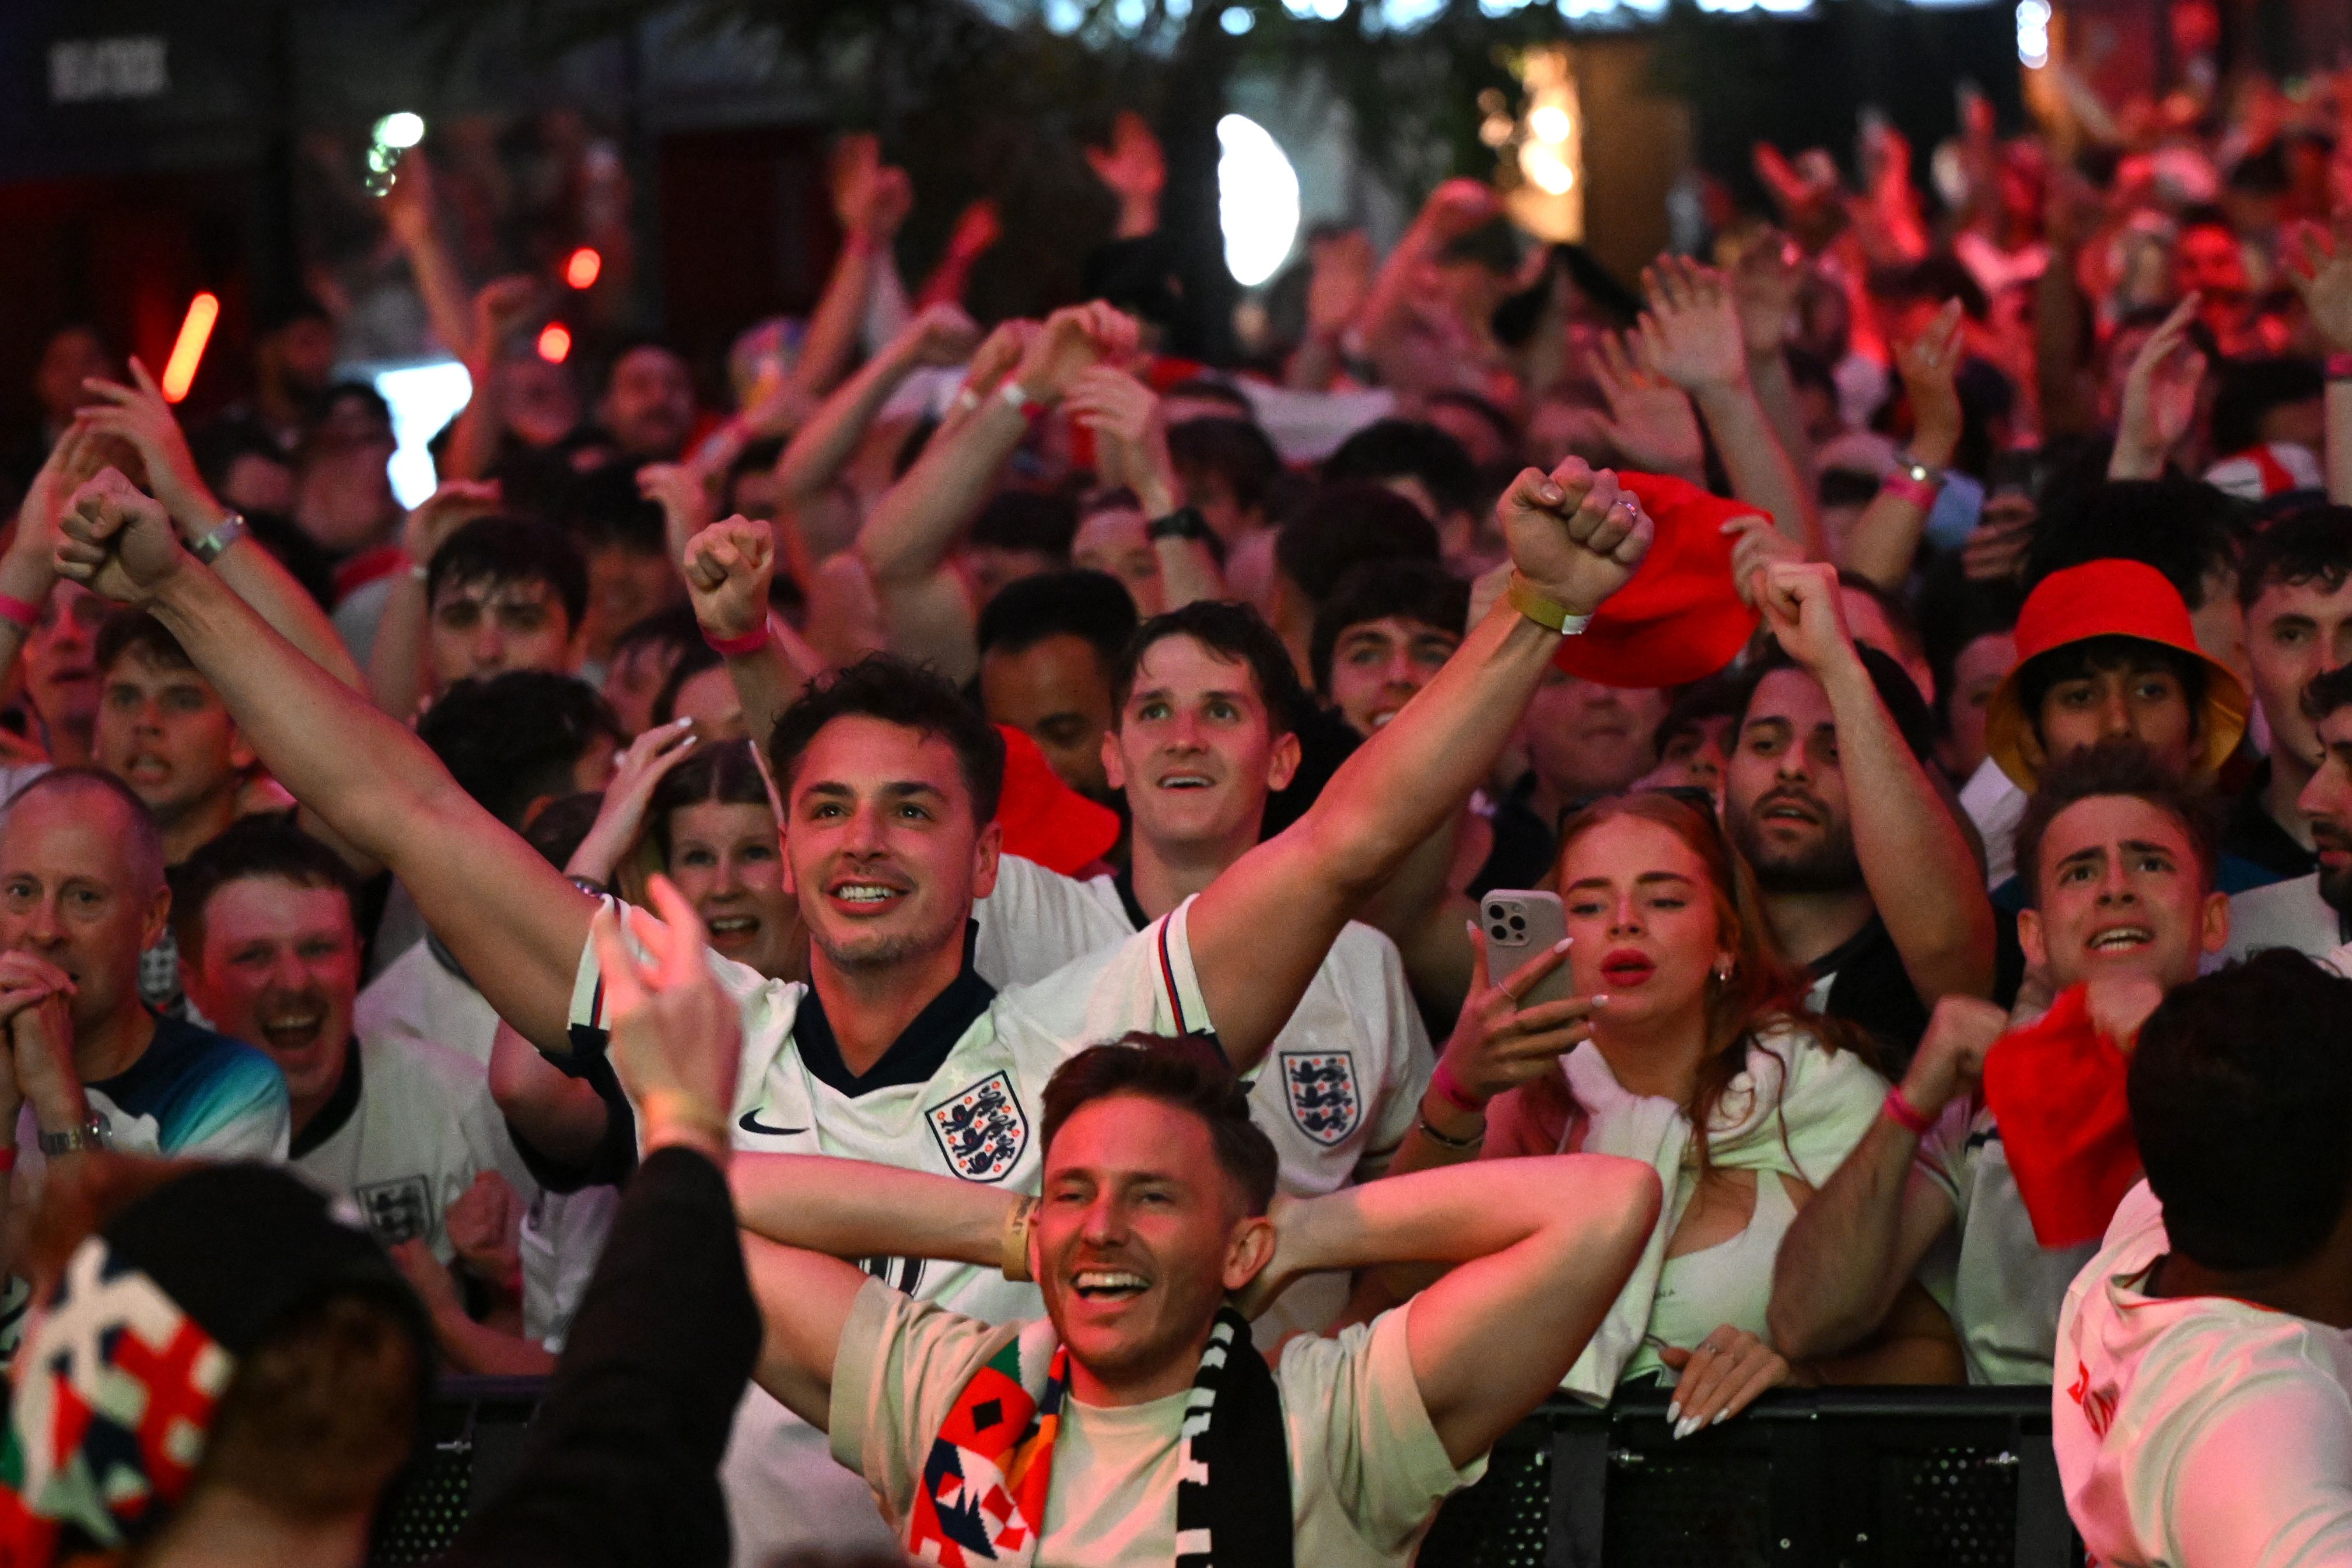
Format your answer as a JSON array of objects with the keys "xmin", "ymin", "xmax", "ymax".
[
  {"xmin": 1892, "ymin": 299, "xmax": 1966, "ymax": 469},
  {"xmin": 1588, "ymin": 331, "xmax": 1705, "ymax": 479},
  {"xmin": 681, "ymin": 516, "xmax": 776, "ymax": 643},
  {"xmin": 1730, "ymin": 233, "xmax": 1803, "ymax": 362},
  {"xmin": 55, "ymin": 468, "xmax": 190, "ymax": 606},
  {"xmin": 1013, "ymin": 302, "xmax": 1140, "ymax": 402},
  {"xmin": 471, "ymin": 275, "xmax": 542, "ymax": 348},
  {"xmin": 1494, "ymin": 457, "xmax": 1655, "ymax": 621},
  {"xmin": 401, "ymin": 478, "xmax": 502, "ymax": 570},
  {"xmin": 568, "ymin": 716, "xmax": 700, "ymax": 886},
  {"xmin": 1722, "ymin": 513, "xmax": 1800, "ymax": 609},
  {"xmin": 2110, "ymin": 293, "xmax": 2205, "ymax": 478},
  {"xmin": 590, "ymin": 876, "xmax": 743, "ymax": 1160},
  {"xmin": 1439, "ymin": 921, "xmax": 1597, "ymax": 1103},
  {"xmin": 898, "ymin": 302, "xmax": 982, "ymax": 369},
  {"xmin": 1415, "ymin": 177, "xmax": 1503, "ymax": 244},
  {"xmin": 2284, "ymin": 214, "xmax": 2352, "ymax": 352},
  {"xmin": 71, "ymin": 358, "xmax": 216, "ymax": 533},
  {"xmin": 1637, "ymin": 257, "xmax": 1749, "ymax": 395},
  {"xmin": 1083, "ymin": 111, "xmax": 1166, "ymax": 209},
  {"xmin": 1064, "ymin": 365, "xmax": 1174, "ymax": 506},
  {"xmin": 1755, "ymin": 560, "xmax": 1856, "ymax": 674},
  {"xmin": 1899, "ymin": 994, "xmax": 2010, "ymax": 1121},
  {"xmin": 1306, "ymin": 229, "xmax": 1376, "ymax": 341},
  {"xmin": 638, "ymin": 462, "xmax": 715, "ymax": 562},
  {"xmin": 954, "ymin": 318, "xmax": 1041, "ymax": 405}
]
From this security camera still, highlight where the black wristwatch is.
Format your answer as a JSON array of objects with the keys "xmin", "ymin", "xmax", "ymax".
[{"xmin": 1146, "ymin": 505, "xmax": 1214, "ymax": 544}]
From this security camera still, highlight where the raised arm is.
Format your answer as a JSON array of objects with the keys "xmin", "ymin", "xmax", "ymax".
[
  {"xmin": 2284, "ymin": 215, "xmax": 2352, "ymax": 505},
  {"xmin": 1064, "ymin": 365, "xmax": 1226, "ymax": 607},
  {"xmin": 74, "ymin": 361, "xmax": 363, "ymax": 689},
  {"xmin": 857, "ymin": 304, "xmax": 1133, "ymax": 590},
  {"xmin": 441, "ymin": 276, "xmax": 542, "ymax": 484},
  {"xmin": 682, "ymin": 518, "xmax": 822, "ymax": 748},
  {"xmin": 55, "ymin": 469, "xmax": 592, "ymax": 1052},
  {"xmin": 1265, "ymin": 1154, "xmax": 1660, "ymax": 1467},
  {"xmin": 1640, "ymin": 257, "xmax": 1824, "ymax": 559},
  {"xmin": 773, "ymin": 304, "xmax": 978, "ymax": 511},
  {"xmin": 1766, "ymin": 997, "xmax": 1997, "ymax": 1358},
  {"xmin": 2107, "ymin": 294, "xmax": 2204, "ymax": 481},
  {"xmin": 1187, "ymin": 460, "xmax": 1654, "ymax": 1071},
  {"xmin": 1763, "ymin": 562, "xmax": 1994, "ymax": 1002},
  {"xmin": 1842, "ymin": 302, "xmax": 1964, "ymax": 589}
]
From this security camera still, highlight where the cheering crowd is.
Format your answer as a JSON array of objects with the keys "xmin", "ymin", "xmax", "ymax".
[{"xmin": 3, "ymin": 60, "xmax": 2352, "ymax": 1568}]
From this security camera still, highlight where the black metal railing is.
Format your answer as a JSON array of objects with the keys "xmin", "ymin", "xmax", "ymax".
[{"xmin": 369, "ymin": 1379, "xmax": 2081, "ymax": 1567}]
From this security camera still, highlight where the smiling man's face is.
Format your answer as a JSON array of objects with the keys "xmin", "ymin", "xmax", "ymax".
[
  {"xmin": 186, "ymin": 876, "xmax": 358, "ymax": 1122},
  {"xmin": 2020, "ymin": 793, "xmax": 2226, "ymax": 993},
  {"xmin": 779, "ymin": 716, "xmax": 998, "ymax": 974}
]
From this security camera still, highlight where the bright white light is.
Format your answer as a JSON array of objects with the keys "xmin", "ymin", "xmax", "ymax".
[
  {"xmin": 1530, "ymin": 104, "xmax": 1570, "ymax": 142},
  {"xmin": 1377, "ymin": 0, "xmax": 1447, "ymax": 24},
  {"xmin": 1479, "ymin": 0, "xmax": 1532, "ymax": 15},
  {"xmin": 1115, "ymin": 0, "xmax": 1147, "ymax": 27},
  {"xmin": 372, "ymin": 359, "xmax": 474, "ymax": 509},
  {"xmin": 1220, "ymin": 5, "xmax": 1254, "ymax": 32},
  {"xmin": 373, "ymin": 111, "xmax": 425, "ymax": 149},
  {"xmin": 1519, "ymin": 142, "xmax": 1575, "ymax": 194},
  {"xmin": 1216, "ymin": 114, "xmax": 1300, "ymax": 287},
  {"xmin": 2015, "ymin": 0, "xmax": 2050, "ymax": 66}
]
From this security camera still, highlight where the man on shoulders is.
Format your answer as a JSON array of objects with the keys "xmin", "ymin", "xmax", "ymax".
[
  {"xmin": 2054, "ymin": 950, "xmax": 2352, "ymax": 1566},
  {"xmin": 575, "ymin": 874, "xmax": 1655, "ymax": 1566}
]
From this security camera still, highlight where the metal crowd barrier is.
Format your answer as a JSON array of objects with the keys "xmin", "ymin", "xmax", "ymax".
[{"xmin": 369, "ymin": 1379, "xmax": 2080, "ymax": 1567}]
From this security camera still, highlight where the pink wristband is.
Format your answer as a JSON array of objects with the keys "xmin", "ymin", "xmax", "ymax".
[
  {"xmin": 1882, "ymin": 1085, "xmax": 1936, "ymax": 1137},
  {"xmin": 1880, "ymin": 471, "xmax": 1940, "ymax": 509},
  {"xmin": 2328, "ymin": 352, "xmax": 2352, "ymax": 383},
  {"xmin": 1429, "ymin": 1058, "xmax": 1488, "ymax": 1115},
  {"xmin": 0, "ymin": 594, "xmax": 37, "ymax": 634},
  {"xmin": 702, "ymin": 622, "xmax": 771, "ymax": 659}
]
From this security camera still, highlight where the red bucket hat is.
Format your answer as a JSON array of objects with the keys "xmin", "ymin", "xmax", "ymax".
[
  {"xmin": 1549, "ymin": 471, "xmax": 1764, "ymax": 689},
  {"xmin": 1984, "ymin": 559, "xmax": 2248, "ymax": 790},
  {"xmin": 993, "ymin": 724, "xmax": 1121, "ymax": 874}
]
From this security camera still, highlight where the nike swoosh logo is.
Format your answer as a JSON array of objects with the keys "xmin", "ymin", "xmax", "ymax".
[{"xmin": 738, "ymin": 1110, "xmax": 808, "ymax": 1137}]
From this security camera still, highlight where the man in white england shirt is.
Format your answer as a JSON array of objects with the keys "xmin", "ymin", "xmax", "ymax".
[
  {"xmin": 2054, "ymin": 949, "xmax": 2352, "ymax": 1567},
  {"xmin": 55, "ymin": 450, "xmax": 1657, "ymax": 1552}
]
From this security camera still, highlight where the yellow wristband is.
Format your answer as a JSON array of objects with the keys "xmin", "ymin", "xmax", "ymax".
[
  {"xmin": 1505, "ymin": 572, "xmax": 1592, "ymax": 636},
  {"xmin": 1000, "ymin": 1195, "xmax": 1039, "ymax": 1282}
]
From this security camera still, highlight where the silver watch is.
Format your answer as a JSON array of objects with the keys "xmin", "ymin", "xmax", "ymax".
[
  {"xmin": 1895, "ymin": 456, "xmax": 1943, "ymax": 488},
  {"xmin": 37, "ymin": 1115, "xmax": 111, "ymax": 1157},
  {"xmin": 191, "ymin": 511, "xmax": 249, "ymax": 564}
]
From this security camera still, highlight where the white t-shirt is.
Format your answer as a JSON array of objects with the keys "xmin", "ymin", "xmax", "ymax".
[
  {"xmin": 976, "ymin": 855, "xmax": 1433, "ymax": 1334},
  {"xmin": 2224, "ymin": 873, "xmax": 2345, "ymax": 966},
  {"xmin": 519, "ymin": 1184, "xmax": 620, "ymax": 1352},
  {"xmin": 2054, "ymin": 1180, "xmax": 2352, "ymax": 1566},
  {"xmin": 1961, "ymin": 755, "xmax": 2027, "ymax": 890},
  {"xmin": 831, "ymin": 1278, "xmax": 1483, "ymax": 1567},
  {"xmin": 356, "ymin": 937, "xmax": 502, "ymax": 1066},
  {"xmin": 290, "ymin": 1034, "xmax": 538, "ymax": 1262},
  {"xmin": 1915, "ymin": 1098, "xmax": 2099, "ymax": 1385}
]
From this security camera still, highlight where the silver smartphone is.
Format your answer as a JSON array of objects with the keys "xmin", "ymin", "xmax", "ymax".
[{"xmin": 1480, "ymin": 890, "xmax": 1575, "ymax": 1007}]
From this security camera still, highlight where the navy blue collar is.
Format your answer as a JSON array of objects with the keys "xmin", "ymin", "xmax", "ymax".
[{"xmin": 794, "ymin": 923, "xmax": 996, "ymax": 1098}]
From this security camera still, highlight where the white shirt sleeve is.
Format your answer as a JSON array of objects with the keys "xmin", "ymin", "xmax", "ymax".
[
  {"xmin": 972, "ymin": 855, "xmax": 1135, "ymax": 990},
  {"xmin": 1337, "ymin": 925, "xmax": 1433, "ymax": 1170}
]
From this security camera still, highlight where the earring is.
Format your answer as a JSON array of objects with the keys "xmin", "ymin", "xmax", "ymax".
[{"xmin": 1713, "ymin": 961, "xmax": 1734, "ymax": 982}]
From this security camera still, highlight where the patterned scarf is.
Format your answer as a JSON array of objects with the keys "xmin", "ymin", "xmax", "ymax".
[{"xmin": 908, "ymin": 1305, "xmax": 1290, "ymax": 1568}]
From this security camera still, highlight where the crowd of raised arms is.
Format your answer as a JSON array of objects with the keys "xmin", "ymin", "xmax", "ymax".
[{"xmin": 1, "ymin": 65, "xmax": 2351, "ymax": 1568}]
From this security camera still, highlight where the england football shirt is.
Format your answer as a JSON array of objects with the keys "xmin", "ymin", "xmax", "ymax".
[
  {"xmin": 289, "ymin": 1034, "xmax": 540, "ymax": 1262},
  {"xmin": 356, "ymin": 935, "xmax": 502, "ymax": 1066}
]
